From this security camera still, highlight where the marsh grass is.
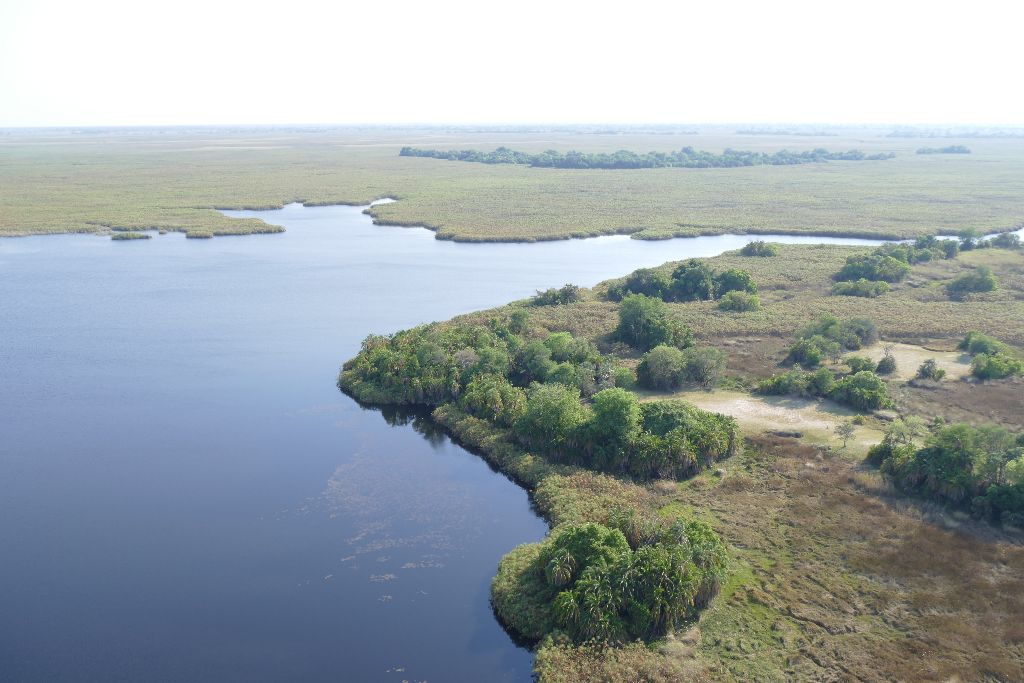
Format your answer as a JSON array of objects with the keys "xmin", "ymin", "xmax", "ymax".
[{"xmin": 3, "ymin": 128, "xmax": 1024, "ymax": 241}]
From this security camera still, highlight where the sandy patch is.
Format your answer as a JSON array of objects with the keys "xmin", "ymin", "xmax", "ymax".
[
  {"xmin": 846, "ymin": 342, "xmax": 972, "ymax": 381},
  {"xmin": 644, "ymin": 389, "xmax": 883, "ymax": 456}
]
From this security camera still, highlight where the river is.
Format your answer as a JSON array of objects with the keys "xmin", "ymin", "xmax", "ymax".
[{"xmin": 0, "ymin": 203, "xmax": 898, "ymax": 681}]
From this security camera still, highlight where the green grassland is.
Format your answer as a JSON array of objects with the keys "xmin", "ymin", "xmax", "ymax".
[{"xmin": 2, "ymin": 127, "xmax": 1024, "ymax": 240}]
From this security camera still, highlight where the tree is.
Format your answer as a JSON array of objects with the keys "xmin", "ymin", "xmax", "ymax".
[
  {"xmin": 670, "ymin": 260, "xmax": 716, "ymax": 301},
  {"xmin": 916, "ymin": 358, "xmax": 946, "ymax": 381},
  {"xmin": 585, "ymin": 388, "xmax": 642, "ymax": 470},
  {"xmin": 714, "ymin": 268, "xmax": 757, "ymax": 295},
  {"xmin": 836, "ymin": 421, "xmax": 856, "ymax": 449},
  {"xmin": 717, "ymin": 290, "xmax": 761, "ymax": 312},
  {"xmin": 637, "ymin": 344, "xmax": 687, "ymax": 390},
  {"xmin": 514, "ymin": 383, "xmax": 591, "ymax": 455},
  {"xmin": 947, "ymin": 266, "xmax": 998, "ymax": 298},
  {"xmin": 682, "ymin": 346, "xmax": 727, "ymax": 388},
  {"xmin": 616, "ymin": 294, "xmax": 693, "ymax": 351}
]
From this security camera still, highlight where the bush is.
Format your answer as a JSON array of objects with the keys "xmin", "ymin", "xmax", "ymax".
[
  {"xmin": 799, "ymin": 314, "xmax": 878, "ymax": 350},
  {"xmin": 533, "ymin": 283, "xmax": 582, "ymax": 306},
  {"xmin": 835, "ymin": 254, "xmax": 911, "ymax": 283},
  {"xmin": 988, "ymin": 232, "xmax": 1021, "ymax": 249},
  {"xmin": 787, "ymin": 335, "xmax": 840, "ymax": 368},
  {"xmin": 638, "ymin": 345, "xmax": 727, "ymax": 390},
  {"xmin": 757, "ymin": 370, "xmax": 810, "ymax": 396},
  {"xmin": 616, "ymin": 294, "xmax": 693, "ymax": 351},
  {"xmin": 875, "ymin": 352, "xmax": 897, "ymax": 375},
  {"xmin": 959, "ymin": 331, "xmax": 1007, "ymax": 356},
  {"xmin": 514, "ymin": 383, "xmax": 591, "ymax": 455},
  {"xmin": 827, "ymin": 371, "xmax": 892, "ymax": 411},
  {"xmin": 846, "ymin": 356, "xmax": 876, "ymax": 373},
  {"xmin": 714, "ymin": 268, "xmax": 757, "ymax": 295},
  {"xmin": 612, "ymin": 366, "xmax": 636, "ymax": 389},
  {"xmin": 971, "ymin": 353, "xmax": 1024, "ymax": 380},
  {"xmin": 740, "ymin": 240, "xmax": 779, "ymax": 257},
  {"xmin": 915, "ymin": 358, "xmax": 946, "ymax": 381},
  {"xmin": 946, "ymin": 266, "xmax": 998, "ymax": 298},
  {"xmin": 831, "ymin": 278, "xmax": 891, "ymax": 298},
  {"xmin": 670, "ymin": 260, "xmax": 716, "ymax": 301},
  {"xmin": 717, "ymin": 290, "xmax": 761, "ymax": 312},
  {"xmin": 459, "ymin": 373, "xmax": 527, "ymax": 427},
  {"xmin": 681, "ymin": 346, "xmax": 727, "ymax": 388}
]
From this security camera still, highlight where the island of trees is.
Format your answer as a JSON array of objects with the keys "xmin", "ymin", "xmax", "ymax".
[{"xmin": 399, "ymin": 146, "xmax": 895, "ymax": 169}]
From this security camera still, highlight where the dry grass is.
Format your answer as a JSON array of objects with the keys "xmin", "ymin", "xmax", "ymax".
[{"xmin": 679, "ymin": 435, "xmax": 1024, "ymax": 682}]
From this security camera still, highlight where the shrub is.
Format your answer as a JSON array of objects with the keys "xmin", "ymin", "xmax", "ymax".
[
  {"xmin": 714, "ymin": 268, "xmax": 757, "ymax": 295},
  {"xmin": 787, "ymin": 335, "xmax": 840, "ymax": 368},
  {"xmin": 110, "ymin": 231, "xmax": 151, "ymax": 240},
  {"xmin": 717, "ymin": 290, "xmax": 761, "ymax": 312},
  {"xmin": 757, "ymin": 370, "xmax": 810, "ymax": 396},
  {"xmin": 875, "ymin": 351, "xmax": 897, "ymax": 375},
  {"xmin": 740, "ymin": 240, "xmax": 779, "ymax": 257},
  {"xmin": 459, "ymin": 373, "xmax": 527, "ymax": 427},
  {"xmin": 533, "ymin": 283, "xmax": 582, "ymax": 306},
  {"xmin": 915, "ymin": 358, "xmax": 946, "ymax": 381},
  {"xmin": 681, "ymin": 346, "xmax": 727, "ymax": 388},
  {"xmin": 831, "ymin": 278, "xmax": 890, "ymax": 298},
  {"xmin": 637, "ymin": 345, "xmax": 687, "ymax": 390},
  {"xmin": 612, "ymin": 366, "xmax": 636, "ymax": 388},
  {"xmin": 670, "ymin": 260, "xmax": 716, "ymax": 301},
  {"xmin": 799, "ymin": 314, "xmax": 878, "ymax": 350},
  {"xmin": 514, "ymin": 383, "xmax": 591, "ymax": 455},
  {"xmin": 616, "ymin": 294, "xmax": 693, "ymax": 351},
  {"xmin": 946, "ymin": 266, "xmax": 998, "ymax": 298},
  {"xmin": 959, "ymin": 331, "xmax": 1008, "ymax": 356},
  {"xmin": 846, "ymin": 356, "xmax": 876, "ymax": 373},
  {"xmin": 988, "ymin": 232, "xmax": 1021, "ymax": 249},
  {"xmin": 971, "ymin": 353, "xmax": 1024, "ymax": 380},
  {"xmin": 835, "ymin": 254, "xmax": 911, "ymax": 283},
  {"xmin": 827, "ymin": 371, "xmax": 892, "ymax": 411}
]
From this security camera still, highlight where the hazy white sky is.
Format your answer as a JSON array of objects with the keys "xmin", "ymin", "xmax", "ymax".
[{"xmin": 2, "ymin": 0, "xmax": 1022, "ymax": 127}]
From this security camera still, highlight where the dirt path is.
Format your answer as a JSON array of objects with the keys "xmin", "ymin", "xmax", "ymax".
[{"xmin": 847, "ymin": 342, "xmax": 972, "ymax": 381}]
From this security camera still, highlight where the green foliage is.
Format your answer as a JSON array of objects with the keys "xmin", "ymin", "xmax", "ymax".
[
  {"xmin": 787, "ymin": 335, "xmax": 840, "ymax": 368},
  {"xmin": 459, "ymin": 373, "xmax": 527, "ymax": 427},
  {"xmin": 739, "ymin": 240, "xmax": 779, "ymax": 257},
  {"xmin": 110, "ymin": 231, "xmax": 151, "ymax": 240},
  {"xmin": 831, "ymin": 278, "xmax": 891, "ymax": 298},
  {"xmin": 758, "ymin": 368, "xmax": 889, "ymax": 412},
  {"xmin": 959, "ymin": 331, "xmax": 1008, "ymax": 356},
  {"xmin": 916, "ymin": 145, "xmax": 971, "ymax": 154},
  {"xmin": 915, "ymin": 358, "xmax": 946, "ymax": 381},
  {"xmin": 946, "ymin": 266, "xmax": 998, "ymax": 298},
  {"xmin": 400, "ymin": 145, "xmax": 894, "ymax": 169},
  {"xmin": 877, "ymin": 423, "xmax": 1024, "ymax": 525},
  {"xmin": 670, "ymin": 260, "xmax": 717, "ymax": 301},
  {"xmin": 835, "ymin": 253, "xmax": 911, "ymax": 283},
  {"xmin": 798, "ymin": 314, "xmax": 879, "ymax": 351},
  {"xmin": 533, "ymin": 284, "xmax": 582, "ymax": 306},
  {"xmin": 846, "ymin": 356, "xmax": 876, "ymax": 373},
  {"xmin": 875, "ymin": 351, "xmax": 897, "ymax": 375},
  {"xmin": 717, "ymin": 290, "xmax": 761, "ymax": 312},
  {"xmin": 714, "ymin": 268, "xmax": 758, "ymax": 296},
  {"xmin": 987, "ymin": 232, "xmax": 1021, "ymax": 249},
  {"xmin": 514, "ymin": 383, "xmax": 591, "ymax": 456},
  {"xmin": 612, "ymin": 366, "xmax": 636, "ymax": 389},
  {"xmin": 637, "ymin": 345, "xmax": 727, "ymax": 390},
  {"xmin": 971, "ymin": 353, "xmax": 1024, "ymax": 380},
  {"xmin": 615, "ymin": 294, "xmax": 693, "ymax": 351},
  {"xmin": 828, "ymin": 371, "xmax": 893, "ymax": 411},
  {"xmin": 584, "ymin": 389, "xmax": 643, "ymax": 470}
]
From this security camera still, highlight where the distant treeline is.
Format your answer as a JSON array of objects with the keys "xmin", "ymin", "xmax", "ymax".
[
  {"xmin": 889, "ymin": 127, "xmax": 1024, "ymax": 139},
  {"xmin": 399, "ymin": 146, "xmax": 895, "ymax": 169},
  {"xmin": 916, "ymin": 145, "xmax": 971, "ymax": 155}
]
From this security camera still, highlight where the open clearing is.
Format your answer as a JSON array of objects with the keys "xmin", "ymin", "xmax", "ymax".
[
  {"xmin": 846, "ymin": 342, "xmax": 973, "ymax": 381},
  {"xmin": 643, "ymin": 389, "xmax": 883, "ymax": 456}
]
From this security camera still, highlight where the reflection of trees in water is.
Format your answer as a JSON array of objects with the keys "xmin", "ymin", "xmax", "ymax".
[{"xmin": 377, "ymin": 405, "xmax": 447, "ymax": 449}]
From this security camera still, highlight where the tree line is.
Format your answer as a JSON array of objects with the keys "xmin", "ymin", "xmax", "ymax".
[{"xmin": 399, "ymin": 146, "xmax": 895, "ymax": 169}]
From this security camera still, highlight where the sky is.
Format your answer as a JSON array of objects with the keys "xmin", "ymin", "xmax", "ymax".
[{"xmin": 2, "ymin": 0, "xmax": 1023, "ymax": 127}]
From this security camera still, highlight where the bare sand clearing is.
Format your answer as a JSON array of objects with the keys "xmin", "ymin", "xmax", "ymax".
[
  {"xmin": 648, "ymin": 389, "xmax": 884, "ymax": 455},
  {"xmin": 846, "ymin": 342, "xmax": 972, "ymax": 381}
]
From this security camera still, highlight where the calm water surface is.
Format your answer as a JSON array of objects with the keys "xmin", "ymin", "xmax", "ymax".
[{"xmin": 0, "ymin": 204, "xmax": 890, "ymax": 682}]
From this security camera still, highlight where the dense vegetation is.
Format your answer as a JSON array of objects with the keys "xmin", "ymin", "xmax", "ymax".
[
  {"xmin": 833, "ymin": 237, "xmax": 959, "ymax": 284},
  {"xmin": 493, "ymin": 516, "xmax": 727, "ymax": 644},
  {"xmin": 739, "ymin": 240, "xmax": 779, "ymax": 257},
  {"xmin": 785, "ymin": 314, "xmax": 879, "ymax": 367},
  {"xmin": 608, "ymin": 260, "xmax": 757, "ymax": 303},
  {"xmin": 868, "ymin": 420, "xmax": 1024, "ymax": 526},
  {"xmin": 110, "ymin": 231, "xmax": 151, "ymax": 240},
  {"xmin": 399, "ymin": 145, "xmax": 895, "ymax": 169},
  {"xmin": 958, "ymin": 332, "xmax": 1024, "ymax": 380}
]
